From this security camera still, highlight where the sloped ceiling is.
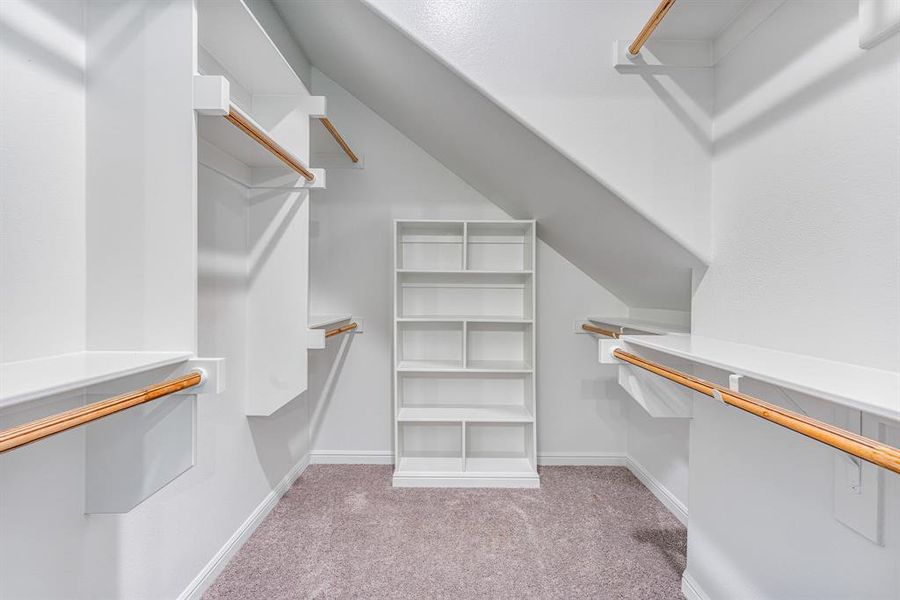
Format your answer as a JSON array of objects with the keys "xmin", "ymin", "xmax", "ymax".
[{"xmin": 275, "ymin": 0, "xmax": 707, "ymax": 309}]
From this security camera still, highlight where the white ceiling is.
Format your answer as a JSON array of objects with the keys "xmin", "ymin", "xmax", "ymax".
[{"xmin": 652, "ymin": 0, "xmax": 753, "ymax": 40}]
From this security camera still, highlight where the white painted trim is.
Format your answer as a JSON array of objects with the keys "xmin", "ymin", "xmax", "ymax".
[
  {"xmin": 310, "ymin": 450, "xmax": 394, "ymax": 464},
  {"xmin": 537, "ymin": 452, "xmax": 626, "ymax": 466},
  {"xmin": 681, "ymin": 571, "xmax": 711, "ymax": 600},
  {"xmin": 626, "ymin": 457, "xmax": 689, "ymax": 526},
  {"xmin": 392, "ymin": 473, "xmax": 540, "ymax": 488},
  {"xmin": 177, "ymin": 454, "xmax": 311, "ymax": 600}
]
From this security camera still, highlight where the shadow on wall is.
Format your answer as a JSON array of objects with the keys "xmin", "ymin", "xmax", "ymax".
[
  {"xmin": 248, "ymin": 392, "xmax": 311, "ymax": 489},
  {"xmin": 714, "ymin": 4, "xmax": 899, "ymax": 153},
  {"xmin": 307, "ymin": 331, "xmax": 356, "ymax": 450},
  {"xmin": 246, "ymin": 188, "xmax": 305, "ymax": 284},
  {"xmin": 613, "ymin": 0, "xmax": 889, "ymax": 155}
]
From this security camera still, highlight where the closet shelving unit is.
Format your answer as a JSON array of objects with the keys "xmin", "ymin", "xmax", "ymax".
[
  {"xmin": 196, "ymin": 0, "xmax": 324, "ymax": 189},
  {"xmin": 393, "ymin": 220, "xmax": 539, "ymax": 488},
  {"xmin": 195, "ymin": 0, "xmax": 318, "ymax": 416}
]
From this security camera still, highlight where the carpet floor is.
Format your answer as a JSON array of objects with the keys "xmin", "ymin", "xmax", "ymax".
[{"xmin": 204, "ymin": 465, "xmax": 686, "ymax": 599}]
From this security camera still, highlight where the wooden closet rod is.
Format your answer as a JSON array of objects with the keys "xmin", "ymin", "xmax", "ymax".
[
  {"xmin": 325, "ymin": 322, "xmax": 358, "ymax": 339},
  {"xmin": 628, "ymin": 0, "xmax": 677, "ymax": 56},
  {"xmin": 319, "ymin": 117, "xmax": 359, "ymax": 163},
  {"xmin": 582, "ymin": 323, "xmax": 900, "ymax": 474},
  {"xmin": 582, "ymin": 323, "xmax": 621, "ymax": 339},
  {"xmin": 225, "ymin": 104, "xmax": 316, "ymax": 182},
  {"xmin": 0, "ymin": 371, "xmax": 204, "ymax": 454}
]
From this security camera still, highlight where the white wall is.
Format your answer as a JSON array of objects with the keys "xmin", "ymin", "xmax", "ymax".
[
  {"xmin": 694, "ymin": 0, "xmax": 900, "ymax": 372},
  {"xmin": 367, "ymin": 0, "xmax": 713, "ymax": 264},
  {"xmin": 0, "ymin": 2, "xmax": 312, "ymax": 598},
  {"xmin": 685, "ymin": 2, "xmax": 900, "ymax": 597},
  {"xmin": 246, "ymin": 0, "xmax": 312, "ymax": 89},
  {"xmin": 0, "ymin": 0, "xmax": 86, "ymax": 362},
  {"xmin": 307, "ymin": 69, "xmax": 630, "ymax": 462},
  {"xmin": 626, "ymin": 403, "xmax": 690, "ymax": 512}
]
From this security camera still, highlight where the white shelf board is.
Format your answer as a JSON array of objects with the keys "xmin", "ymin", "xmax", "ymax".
[
  {"xmin": 465, "ymin": 457, "xmax": 535, "ymax": 473},
  {"xmin": 395, "ymin": 219, "xmax": 535, "ymax": 225},
  {"xmin": 397, "ymin": 405, "xmax": 534, "ymax": 422},
  {"xmin": 397, "ymin": 270, "xmax": 533, "ymax": 275},
  {"xmin": 198, "ymin": 0, "xmax": 305, "ymax": 96},
  {"xmin": 588, "ymin": 316, "xmax": 690, "ymax": 335},
  {"xmin": 0, "ymin": 351, "xmax": 194, "ymax": 409},
  {"xmin": 397, "ymin": 316, "xmax": 532, "ymax": 323},
  {"xmin": 397, "ymin": 359, "xmax": 464, "ymax": 371},
  {"xmin": 622, "ymin": 334, "xmax": 900, "ymax": 422},
  {"xmin": 308, "ymin": 314, "xmax": 352, "ymax": 329},
  {"xmin": 198, "ymin": 113, "xmax": 294, "ymax": 170},
  {"xmin": 466, "ymin": 360, "xmax": 532, "ymax": 372},
  {"xmin": 395, "ymin": 456, "xmax": 463, "ymax": 473},
  {"xmin": 397, "ymin": 360, "xmax": 531, "ymax": 373}
]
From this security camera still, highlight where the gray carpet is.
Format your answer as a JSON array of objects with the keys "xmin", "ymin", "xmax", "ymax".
[{"xmin": 204, "ymin": 465, "xmax": 686, "ymax": 599}]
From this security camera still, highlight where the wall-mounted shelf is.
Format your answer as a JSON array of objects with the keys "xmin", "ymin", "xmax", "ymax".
[
  {"xmin": 197, "ymin": 101, "xmax": 325, "ymax": 190},
  {"xmin": 308, "ymin": 314, "xmax": 353, "ymax": 329},
  {"xmin": 0, "ymin": 351, "xmax": 193, "ymax": 410},
  {"xmin": 198, "ymin": 108, "xmax": 317, "ymax": 180},
  {"xmin": 618, "ymin": 334, "xmax": 900, "ymax": 422},
  {"xmin": 196, "ymin": 0, "xmax": 325, "ymax": 190},
  {"xmin": 586, "ymin": 316, "xmax": 689, "ymax": 335},
  {"xmin": 198, "ymin": 0, "xmax": 303, "ymax": 97}
]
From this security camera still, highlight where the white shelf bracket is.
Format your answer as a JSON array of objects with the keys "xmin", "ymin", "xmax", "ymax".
[
  {"xmin": 600, "ymin": 339, "xmax": 691, "ymax": 418},
  {"xmin": 193, "ymin": 75, "xmax": 229, "ymax": 115},
  {"xmin": 598, "ymin": 338, "xmax": 623, "ymax": 364},
  {"xmin": 301, "ymin": 96, "xmax": 327, "ymax": 118},
  {"xmin": 308, "ymin": 318, "xmax": 363, "ymax": 350},
  {"xmin": 833, "ymin": 407, "xmax": 884, "ymax": 545}
]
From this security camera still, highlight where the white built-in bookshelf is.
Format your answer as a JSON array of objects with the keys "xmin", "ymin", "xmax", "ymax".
[{"xmin": 392, "ymin": 220, "xmax": 539, "ymax": 488}]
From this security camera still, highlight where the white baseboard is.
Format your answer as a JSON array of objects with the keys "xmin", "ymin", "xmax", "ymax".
[
  {"xmin": 626, "ymin": 457, "xmax": 689, "ymax": 525},
  {"xmin": 681, "ymin": 571, "xmax": 710, "ymax": 600},
  {"xmin": 537, "ymin": 452, "xmax": 627, "ymax": 466},
  {"xmin": 310, "ymin": 450, "xmax": 393, "ymax": 464},
  {"xmin": 177, "ymin": 453, "xmax": 311, "ymax": 600},
  {"xmin": 392, "ymin": 473, "xmax": 541, "ymax": 488}
]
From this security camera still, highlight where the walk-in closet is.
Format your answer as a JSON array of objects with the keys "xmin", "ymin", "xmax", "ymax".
[{"xmin": 1, "ymin": 0, "xmax": 898, "ymax": 598}]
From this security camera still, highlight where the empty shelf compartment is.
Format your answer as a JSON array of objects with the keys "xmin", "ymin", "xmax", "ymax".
[
  {"xmin": 397, "ymin": 272, "xmax": 533, "ymax": 320},
  {"xmin": 466, "ymin": 321, "xmax": 533, "ymax": 370},
  {"xmin": 396, "ymin": 422, "xmax": 463, "ymax": 473},
  {"xmin": 397, "ymin": 321, "xmax": 463, "ymax": 370},
  {"xmin": 396, "ymin": 221, "xmax": 464, "ymax": 270},
  {"xmin": 398, "ymin": 372, "xmax": 534, "ymax": 412},
  {"xmin": 466, "ymin": 221, "xmax": 534, "ymax": 271},
  {"xmin": 465, "ymin": 422, "xmax": 535, "ymax": 473}
]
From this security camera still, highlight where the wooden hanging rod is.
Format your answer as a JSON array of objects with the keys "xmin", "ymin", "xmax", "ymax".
[
  {"xmin": 325, "ymin": 322, "xmax": 358, "ymax": 338},
  {"xmin": 225, "ymin": 104, "xmax": 316, "ymax": 182},
  {"xmin": 628, "ymin": 0, "xmax": 677, "ymax": 56},
  {"xmin": 582, "ymin": 323, "xmax": 621, "ymax": 338},
  {"xmin": 0, "ymin": 371, "xmax": 204, "ymax": 454},
  {"xmin": 610, "ymin": 348, "xmax": 900, "ymax": 475},
  {"xmin": 319, "ymin": 117, "xmax": 359, "ymax": 163}
]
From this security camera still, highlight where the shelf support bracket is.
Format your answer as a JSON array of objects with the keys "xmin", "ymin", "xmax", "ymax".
[{"xmin": 193, "ymin": 75, "xmax": 229, "ymax": 116}]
